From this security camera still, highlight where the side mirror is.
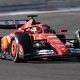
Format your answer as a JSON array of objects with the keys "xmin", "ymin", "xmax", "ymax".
[{"xmin": 60, "ymin": 29, "xmax": 67, "ymax": 33}]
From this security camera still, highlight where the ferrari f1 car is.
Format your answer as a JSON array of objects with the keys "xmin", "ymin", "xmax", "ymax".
[{"xmin": 0, "ymin": 15, "xmax": 70, "ymax": 62}]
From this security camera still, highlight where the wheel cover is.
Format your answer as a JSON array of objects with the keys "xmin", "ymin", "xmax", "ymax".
[{"xmin": 11, "ymin": 40, "xmax": 17, "ymax": 57}]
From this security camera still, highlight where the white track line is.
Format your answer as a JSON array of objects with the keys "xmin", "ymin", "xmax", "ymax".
[{"xmin": 0, "ymin": 8, "xmax": 80, "ymax": 16}]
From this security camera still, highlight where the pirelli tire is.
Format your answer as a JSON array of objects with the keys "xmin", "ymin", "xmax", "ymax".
[{"xmin": 10, "ymin": 33, "xmax": 32, "ymax": 62}]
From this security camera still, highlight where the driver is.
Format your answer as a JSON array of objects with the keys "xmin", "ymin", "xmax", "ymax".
[{"xmin": 31, "ymin": 27, "xmax": 37, "ymax": 33}]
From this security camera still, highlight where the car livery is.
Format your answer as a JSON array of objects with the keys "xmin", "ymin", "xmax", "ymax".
[{"xmin": 0, "ymin": 15, "xmax": 70, "ymax": 62}]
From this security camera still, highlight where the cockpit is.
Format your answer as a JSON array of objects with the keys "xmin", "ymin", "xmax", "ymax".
[
  {"xmin": 42, "ymin": 24, "xmax": 56, "ymax": 34},
  {"xmin": 25, "ymin": 24, "xmax": 56, "ymax": 34}
]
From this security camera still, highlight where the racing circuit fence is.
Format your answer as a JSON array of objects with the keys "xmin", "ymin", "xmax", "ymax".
[{"xmin": 0, "ymin": 0, "xmax": 80, "ymax": 12}]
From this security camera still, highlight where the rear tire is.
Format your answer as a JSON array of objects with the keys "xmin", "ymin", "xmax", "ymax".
[{"xmin": 10, "ymin": 33, "xmax": 32, "ymax": 62}]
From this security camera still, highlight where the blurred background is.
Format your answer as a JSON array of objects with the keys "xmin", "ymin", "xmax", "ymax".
[
  {"xmin": 0, "ymin": 0, "xmax": 80, "ymax": 38},
  {"xmin": 0, "ymin": 0, "xmax": 80, "ymax": 12}
]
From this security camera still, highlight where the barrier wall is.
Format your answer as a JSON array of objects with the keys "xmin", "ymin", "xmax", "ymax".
[{"xmin": 0, "ymin": 0, "xmax": 80, "ymax": 12}]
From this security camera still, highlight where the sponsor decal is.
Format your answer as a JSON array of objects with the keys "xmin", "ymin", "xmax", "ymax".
[
  {"xmin": 47, "ymin": 50, "xmax": 54, "ymax": 54},
  {"xmin": 75, "ymin": 49, "xmax": 80, "ymax": 53},
  {"xmin": 38, "ymin": 50, "xmax": 54, "ymax": 54},
  {"xmin": 70, "ymin": 48, "xmax": 80, "ymax": 54},
  {"xmin": 0, "ymin": 20, "xmax": 26, "ymax": 25},
  {"xmin": 6, "ymin": 36, "xmax": 11, "ymax": 43},
  {"xmin": 47, "ymin": 36, "xmax": 57, "ymax": 38},
  {"xmin": 53, "ymin": 39, "xmax": 61, "ymax": 44}
]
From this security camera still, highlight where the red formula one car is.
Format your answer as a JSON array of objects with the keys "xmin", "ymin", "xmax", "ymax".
[{"xmin": 0, "ymin": 15, "xmax": 70, "ymax": 62}]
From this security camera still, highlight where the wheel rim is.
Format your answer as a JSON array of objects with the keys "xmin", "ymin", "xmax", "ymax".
[
  {"xmin": 11, "ymin": 40, "xmax": 24, "ymax": 58},
  {"xmin": 11, "ymin": 40, "xmax": 17, "ymax": 57}
]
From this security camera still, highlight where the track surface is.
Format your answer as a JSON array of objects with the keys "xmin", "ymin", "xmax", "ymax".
[{"xmin": 0, "ymin": 11, "xmax": 80, "ymax": 80}]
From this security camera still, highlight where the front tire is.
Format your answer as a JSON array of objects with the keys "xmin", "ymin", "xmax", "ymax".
[{"xmin": 10, "ymin": 33, "xmax": 32, "ymax": 62}]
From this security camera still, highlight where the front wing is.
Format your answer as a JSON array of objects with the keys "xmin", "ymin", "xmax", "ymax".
[{"xmin": 24, "ymin": 49, "xmax": 70, "ymax": 59}]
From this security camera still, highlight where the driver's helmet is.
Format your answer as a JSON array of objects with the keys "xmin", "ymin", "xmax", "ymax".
[{"xmin": 31, "ymin": 27, "xmax": 37, "ymax": 33}]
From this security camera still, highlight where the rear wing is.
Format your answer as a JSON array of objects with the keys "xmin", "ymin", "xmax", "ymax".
[{"xmin": 0, "ymin": 20, "xmax": 28, "ymax": 29}]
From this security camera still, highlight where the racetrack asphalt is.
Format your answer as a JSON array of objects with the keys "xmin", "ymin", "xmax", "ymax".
[{"xmin": 0, "ymin": 11, "xmax": 80, "ymax": 80}]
